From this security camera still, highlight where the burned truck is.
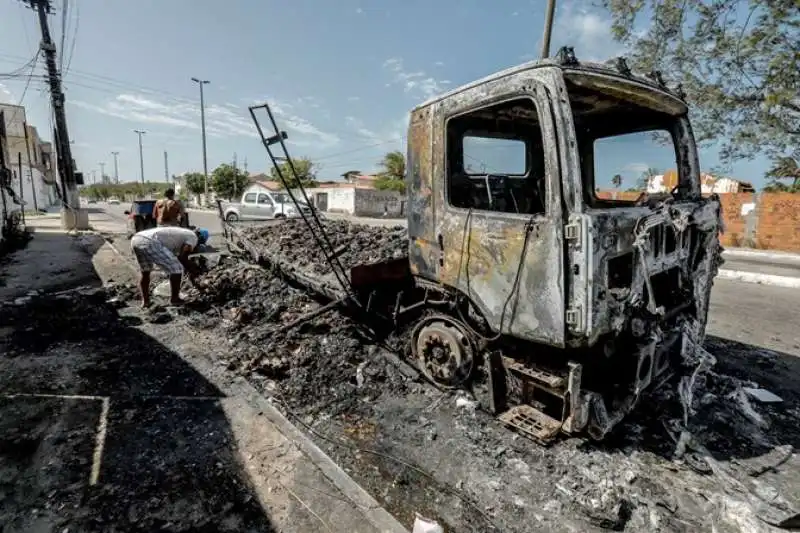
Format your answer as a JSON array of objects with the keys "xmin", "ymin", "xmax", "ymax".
[{"xmin": 228, "ymin": 47, "xmax": 723, "ymax": 443}]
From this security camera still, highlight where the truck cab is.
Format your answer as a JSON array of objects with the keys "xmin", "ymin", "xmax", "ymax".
[{"xmin": 406, "ymin": 48, "xmax": 723, "ymax": 440}]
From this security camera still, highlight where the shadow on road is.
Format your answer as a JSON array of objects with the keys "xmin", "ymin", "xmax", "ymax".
[{"xmin": 0, "ymin": 232, "xmax": 278, "ymax": 532}]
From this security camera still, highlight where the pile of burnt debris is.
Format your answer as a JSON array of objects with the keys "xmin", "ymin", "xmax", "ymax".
[
  {"xmin": 240, "ymin": 219, "xmax": 407, "ymax": 273},
  {"xmin": 92, "ymin": 218, "xmax": 800, "ymax": 532}
]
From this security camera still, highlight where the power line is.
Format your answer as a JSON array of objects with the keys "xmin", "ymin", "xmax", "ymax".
[{"xmin": 63, "ymin": 0, "xmax": 79, "ymax": 76}]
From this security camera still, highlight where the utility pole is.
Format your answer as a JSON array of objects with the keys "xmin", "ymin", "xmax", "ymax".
[
  {"xmin": 540, "ymin": 0, "xmax": 557, "ymax": 59},
  {"xmin": 191, "ymin": 77, "xmax": 210, "ymax": 205},
  {"xmin": 91, "ymin": 169, "xmax": 96, "ymax": 184},
  {"xmin": 163, "ymin": 150, "xmax": 169, "ymax": 182},
  {"xmin": 20, "ymin": 0, "xmax": 83, "ymax": 227},
  {"xmin": 111, "ymin": 151, "xmax": 119, "ymax": 184},
  {"xmin": 99, "ymin": 162, "xmax": 105, "ymax": 183},
  {"xmin": 134, "ymin": 130, "xmax": 146, "ymax": 184},
  {"xmin": 232, "ymin": 152, "xmax": 238, "ymax": 198},
  {"xmin": 243, "ymin": 156, "xmax": 248, "ymax": 174}
]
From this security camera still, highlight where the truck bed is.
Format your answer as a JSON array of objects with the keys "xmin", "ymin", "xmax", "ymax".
[{"xmin": 222, "ymin": 218, "xmax": 409, "ymax": 300}]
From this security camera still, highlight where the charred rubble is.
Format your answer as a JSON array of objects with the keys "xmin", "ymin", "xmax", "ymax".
[{"xmin": 241, "ymin": 219, "xmax": 408, "ymax": 274}]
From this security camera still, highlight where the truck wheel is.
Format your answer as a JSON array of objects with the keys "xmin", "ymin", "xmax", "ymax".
[
  {"xmin": 411, "ymin": 315, "xmax": 475, "ymax": 388},
  {"xmin": 225, "ymin": 213, "xmax": 239, "ymax": 222}
]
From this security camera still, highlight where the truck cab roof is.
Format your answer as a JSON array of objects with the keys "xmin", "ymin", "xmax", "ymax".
[{"xmin": 412, "ymin": 47, "xmax": 686, "ymax": 113}]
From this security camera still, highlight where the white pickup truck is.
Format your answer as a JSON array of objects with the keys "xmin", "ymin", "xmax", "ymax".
[{"xmin": 221, "ymin": 190, "xmax": 316, "ymax": 222}]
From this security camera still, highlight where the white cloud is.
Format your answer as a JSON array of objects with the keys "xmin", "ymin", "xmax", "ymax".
[
  {"xmin": 345, "ymin": 116, "xmax": 382, "ymax": 142},
  {"xmin": 355, "ymin": 7, "xmax": 363, "ymax": 14},
  {"xmin": 512, "ymin": 11, "xmax": 519, "ymax": 16},
  {"xmin": 0, "ymin": 83, "xmax": 13, "ymax": 101},
  {"xmin": 347, "ymin": 96, "xmax": 360, "ymax": 102},
  {"xmin": 69, "ymin": 92, "xmax": 339, "ymax": 148},
  {"xmin": 382, "ymin": 57, "xmax": 451, "ymax": 99},
  {"xmin": 552, "ymin": 1, "xmax": 623, "ymax": 61}
]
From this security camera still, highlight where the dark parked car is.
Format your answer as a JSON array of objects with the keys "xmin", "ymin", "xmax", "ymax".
[
  {"xmin": 125, "ymin": 199, "xmax": 192, "ymax": 237},
  {"xmin": 124, "ymin": 199, "xmax": 157, "ymax": 237}
]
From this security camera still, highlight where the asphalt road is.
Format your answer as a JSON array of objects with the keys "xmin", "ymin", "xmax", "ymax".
[{"xmin": 92, "ymin": 203, "xmax": 800, "ymax": 357}]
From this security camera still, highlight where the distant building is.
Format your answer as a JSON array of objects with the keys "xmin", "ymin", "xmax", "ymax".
[
  {"xmin": 647, "ymin": 169, "xmax": 754, "ymax": 194},
  {"xmin": 0, "ymin": 103, "xmax": 59, "ymax": 210}
]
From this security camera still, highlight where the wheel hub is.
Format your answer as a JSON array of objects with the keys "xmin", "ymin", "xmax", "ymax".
[{"xmin": 412, "ymin": 317, "xmax": 474, "ymax": 387}]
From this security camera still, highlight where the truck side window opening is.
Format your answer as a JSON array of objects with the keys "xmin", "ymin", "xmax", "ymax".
[
  {"xmin": 446, "ymin": 97, "xmax": 546, "ymax": 215},
  {"xmin": 243, "ymin": 193, "xmax": 257, "ymax": 203},
  {"xmin": 257, "ymin": 193, "xmax": 272, "ymax": 205}
]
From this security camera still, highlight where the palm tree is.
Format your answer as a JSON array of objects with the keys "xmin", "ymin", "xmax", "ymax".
[
  {"xmin": 765, "ymin": 156, "xmax": 800, "ymax": 190},
  {"xmin": 611, "ymin": 174, "xmax": 623, "ymax": 189},
  {"xmin": 379, "ymin": 151, "xmax": 406, "ymax": 181}
]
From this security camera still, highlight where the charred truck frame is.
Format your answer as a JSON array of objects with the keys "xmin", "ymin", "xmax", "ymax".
[{"xmin": 233, "ymin": 47, "xmax": 724, "ymax": 443}]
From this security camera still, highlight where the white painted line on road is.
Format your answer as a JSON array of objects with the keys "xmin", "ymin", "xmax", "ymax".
[
  {"xmin": 90, "ymin": 397, "xmax": 110, "ymax": 486},
  {"xmin": 717, "ymin": 269, "xmax": 800, "ymax": 289}
]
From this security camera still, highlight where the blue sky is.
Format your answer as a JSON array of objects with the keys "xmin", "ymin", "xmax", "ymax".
[{"xmin": 0, "ymin": 0, "xmax": 772, "ymax": 189}]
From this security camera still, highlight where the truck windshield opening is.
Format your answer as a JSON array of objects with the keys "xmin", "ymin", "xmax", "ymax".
[{"xmin": 565, "ymin": 76, "xmax": 689, "ymax": 208}]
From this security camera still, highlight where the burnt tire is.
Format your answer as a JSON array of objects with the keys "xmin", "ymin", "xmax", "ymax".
[{"xmin": 225, "ymin": 213, "xmax": 239, "ymax": 222}]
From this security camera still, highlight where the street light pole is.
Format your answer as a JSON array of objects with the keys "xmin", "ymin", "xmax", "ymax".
[
  {"xmin": 111, "ymin": 151, "xmax": 119, "ymax": 184},
  {"xmin": 191, "ymin": 77, "xmax": 210, "ymax": 205},
  {"xmin": 99, "ymin": 162, "xmax": 105, "ymax": 183},
  {"xmin": 134, "ymin": 130, "xmax": 146, "ymax": 184}
]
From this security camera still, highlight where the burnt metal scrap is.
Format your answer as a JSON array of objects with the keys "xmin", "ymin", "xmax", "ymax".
[{"xmin": 225, "ymin": 49, "xmax": 725, "ymax": 446}]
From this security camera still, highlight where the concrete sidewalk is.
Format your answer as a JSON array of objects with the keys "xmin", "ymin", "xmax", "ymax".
[{"xmin": 1, "ymin": 218, "xmax": 409, "ymax": 533}]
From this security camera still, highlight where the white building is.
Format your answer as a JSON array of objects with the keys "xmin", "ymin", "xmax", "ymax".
[
  {"xmin": 647, "ymin": 169, "xmax": 754, "ymax": 194},
  {"xmin": 0, "ymin": 103, "xmax": 59, "ymax": 211},
  {"xmin": 246, "ymin": 180, "xmax": 406, "ymax": 217}
]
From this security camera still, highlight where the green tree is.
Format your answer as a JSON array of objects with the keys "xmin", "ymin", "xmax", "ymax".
[
  {"xmin": 374, "ymin": 150, "xmax": 406, "ymax": 193},
  {"xmin": 378, "ymin": 151, "xmax": 406, "ymax": 181},
  {"xmin": 611, "ymin": 174, "xmax": 623, "ymax": 189},
  {"xmin": 765, "ymin": 156, "xmax": 800, "ymax": 191},
  {"xmin": 601, "ymin": 0, "xmax": 799, "ymax": 164},
  {"xmin": 269, "ymin": 157, "xmax": 318, "ymax": 189},
  {"xmin": 184, "ymin": 172, "xmax": 207, "ymax": 196},
  {"xmin": 211, "ymin": 163, "xmax": 250, "ymax": 200}
]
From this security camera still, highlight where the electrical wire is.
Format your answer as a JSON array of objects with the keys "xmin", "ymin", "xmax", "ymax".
[
  {"xmin": 63, "ymin": 0, "xmax": 79, "ymax": 76},
  {"xmin": 59, "ymin": 0, "xmax": 69, "ymax": 73}
]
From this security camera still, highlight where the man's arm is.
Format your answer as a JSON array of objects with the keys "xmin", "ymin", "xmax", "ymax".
[{"xmin": 177, "ymin": 243, "xmax": 200, "ymax": 285}]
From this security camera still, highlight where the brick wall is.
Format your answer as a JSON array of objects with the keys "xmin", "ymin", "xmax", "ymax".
[
  {"xmin": 594, "ymin": 191, "xmax": 800, "ymax": 252},
  {"xmin": 754, "ymin": 193, "xmax": 800, "ymax": 252}
]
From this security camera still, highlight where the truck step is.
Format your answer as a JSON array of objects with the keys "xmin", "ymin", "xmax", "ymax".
[
  {"xmin": 502, "ymin": 356, "xmax": 566, "ymax": 391},
  {"xmin": 498, "ymin": 405, "xmax": 562, "ymax": 443}
]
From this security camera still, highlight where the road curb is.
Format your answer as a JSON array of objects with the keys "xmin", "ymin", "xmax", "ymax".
[
  {"xmin": 717, "ymin": 269, "xmax": 800, "ymax": 289},
  {"xmin": 225, "ymin": 377, "xmax": 410, "ymax": 533},
  {"xmin": 723, "ymin": 249, "xmax": 800, "ymax": 263}
]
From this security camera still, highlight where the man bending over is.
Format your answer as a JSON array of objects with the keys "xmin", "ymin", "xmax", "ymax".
[{"xmin": 130, "ymin": 226, "xmax": 209, "ymax": 307}]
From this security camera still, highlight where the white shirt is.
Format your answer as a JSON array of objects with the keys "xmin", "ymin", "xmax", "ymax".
[{"xmin": 136, "ymin": 226, "xmax": 198, "ymax": 255}]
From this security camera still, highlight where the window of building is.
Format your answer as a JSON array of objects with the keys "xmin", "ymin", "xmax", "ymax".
[
  {"xmin": 244, "ymin": 193, "xmax": 257, "ymax": 203},
  {"xmin": 447, "ymin": 97, "xmax": 547, "ymax": 215}
]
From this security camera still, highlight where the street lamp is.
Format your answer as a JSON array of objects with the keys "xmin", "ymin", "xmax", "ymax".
[
  {"xmin": 191, "ymin": 77, "xmax": 210, "ymax": 205},
  {"xmin": 111, "ymin": 151, "xmax": 119, "ymax": 184},
  {"xmin": 134, "ymin": 130, "xmax": 146, "ymax": 184}
]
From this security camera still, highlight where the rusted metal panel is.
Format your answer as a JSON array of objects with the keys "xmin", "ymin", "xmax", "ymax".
[
  {"xmin": 407, "ymin": 107, "xmax": 437, "ymax": 279},
  {"xmin": 416, "ymin": 69, "xmax": 567, "ymax": 347}
]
